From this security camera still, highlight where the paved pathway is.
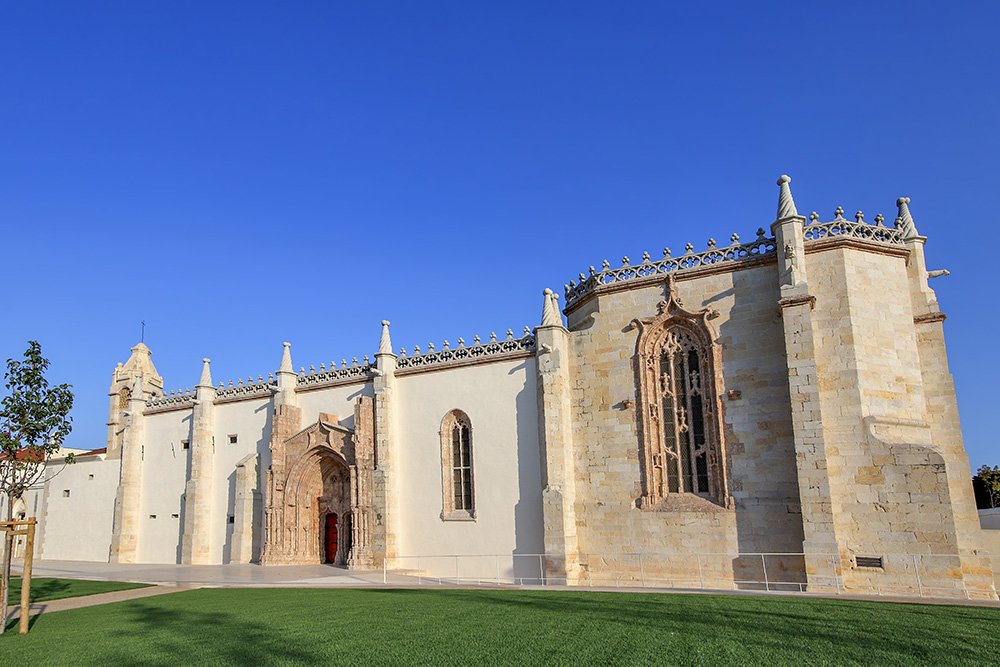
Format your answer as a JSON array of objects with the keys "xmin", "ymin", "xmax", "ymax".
[
  {"xmin": 12, "ymin": 560, "xmax": 1000, "ymax": 609},
  {"xmin": 5, "ymin": 584, "xmax": 193, "ymax": 625},
  {"xmin": 16, "ymin": 559, "xmax": 396, "ymax": 587}
]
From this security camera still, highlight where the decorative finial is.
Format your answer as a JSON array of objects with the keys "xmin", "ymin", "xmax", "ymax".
[
  {"xmin": 641, "ymin": 251, "xmax": 650, "ymax": 262},
  {"xmin": 621, "ymin": 255, "xmax": 630, "ymax": 265},
  {"xmin": 279, "ymin": 342, "xmax": 294, "ymax": 374},
  {"xmin": 874, "ymin": 213, "xmax": 884, "ymax": 226},
  {"xmin": 896, "ymin": 196, "xmax": 919, "ymax": 238},
  {"xmin": 198, "ymin": 358, "xmax": 212, "ymax": 388},
  {"xmin": 707, "ymin": 237, "xmax": 716, "ymax": 248},
  {"xmin": 685, "ymin": 243, "xmax": 693, "ymax": 253},
  {"xmin": 855, "ymin": 210, "xmax": 864, "ymax": 223},
  {"xmin": 506, "ymin": 328, "xmax": 514, "ymax": 339},
  {"xmin": 730, "ymin": 233, "xmax": 739, "ymax": 245},
  {"xmin": 378, "ymin": 320, "xmax": 393, "ymax": 356},
  {"xmin": 663, "ymin": 247, "xmax": 671, "ymax": 257},
  {"xmin": 602, "ymin": 259, "xmax": 610, "ymax": 270},
  {"xmin": 756, "ymin": 227, "xmax": 765, "ymax": 238},
  {"xmin": 776, "ymin": 174, "xmax": 799, "ymax": 219},
  {"xmin": 541, "ymin": 288, "xmax": 562, "ymax": 327},
  {"xmin": 809, "ymin": 212, "xmax": 819, "ymax": 224},
  {"xmin": 834, "ymin": 206, "xmax": 845, "ymax": 219}
]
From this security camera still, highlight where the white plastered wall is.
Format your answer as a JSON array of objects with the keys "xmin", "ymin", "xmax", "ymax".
[
  {"xmin": 39, "ymin": 455, "xmax": 120, "ymax": 561},
  {"xmin": 210, "ymin": 397, "xmax": 271, "ymax": 563},
  {"xmin": 394, "ymin": 358, "xmax": 544, "ymax": 580},
  {"xmin": 137, "ymin": 409, "xmax": 193, "ymax": 563},
  {"xmin": 295, "ymin": 381, "xmax": 375, "ymax": 429}
]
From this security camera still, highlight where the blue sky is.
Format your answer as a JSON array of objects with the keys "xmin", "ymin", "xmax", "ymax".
[{"xmin": 1, "ymin": 3, "xmax": 996, "ymax": 470}]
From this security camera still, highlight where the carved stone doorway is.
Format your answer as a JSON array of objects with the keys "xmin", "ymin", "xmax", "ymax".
[{"xmin": 261, "ymin": 404, "xmax": 377, "ymax": 568}]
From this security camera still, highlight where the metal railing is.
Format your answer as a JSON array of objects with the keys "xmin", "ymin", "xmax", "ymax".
[{"xmin": 380, "ymin": 551, "xmax": 999, "ymax": 601}]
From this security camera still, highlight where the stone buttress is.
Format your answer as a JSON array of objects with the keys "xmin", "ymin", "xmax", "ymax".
[{"xmin": 535, "ymin": 289, "xmax": 581, "ymax": 580}]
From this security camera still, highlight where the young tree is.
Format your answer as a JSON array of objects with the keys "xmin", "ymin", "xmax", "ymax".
[
  {"xmin": 976, "ymin": 464, "xmax": 1000, "ymax": 510},
  {"xmin": 0, "ymin": 341, "xmax": 73, "ymax": 634}
]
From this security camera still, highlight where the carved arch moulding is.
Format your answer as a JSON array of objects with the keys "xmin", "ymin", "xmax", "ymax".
[
  {"xmin": 630, "ymin": 277, "xmax": 732, "ymax": 510},
  {"xmin": 261, "ymin": 397, "xmax": 377, "ymax": 568}
]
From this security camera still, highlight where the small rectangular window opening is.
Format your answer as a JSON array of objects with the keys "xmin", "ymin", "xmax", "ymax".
[
  {"xmin": 88, "ymin": 474, "xmax": 95, "ymax": 480},
  {"xmin": 181, "ymin": 440, "xmax": 190, "ymax": 450},
  {"xmin": 171, "ymin": 513, "xmax": 179, "ymax": 519},
  {"xmin": 227, "ymin": 515, "xmax": 235, "ymax": 524},
  {"xmin": 149, "ymin": 514, "xmax": 157, "ymax": 519},
  {"xmin": 856, "ymin": 556, "xmax": 883, "ymax": 569},
  {"xmin": 62, "ymin": 489, "xmax": 70, "ymax": 498},
  {"xmin": 228, "ymin": 434, "xmax": 238, "ymax": 445}
]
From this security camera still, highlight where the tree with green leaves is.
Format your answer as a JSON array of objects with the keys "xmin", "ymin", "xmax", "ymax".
[
  {"xmin": 975, "ymin": 465, "xmax": 1000, "ymax": 510},
  {"xmin": 0, "ymin": 341, "xmax": 74, "ymax": 634}
]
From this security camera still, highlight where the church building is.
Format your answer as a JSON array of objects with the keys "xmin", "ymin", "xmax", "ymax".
[{"xmin": 28, "ymin": 176, "xmax": 997, "ymax": 599}]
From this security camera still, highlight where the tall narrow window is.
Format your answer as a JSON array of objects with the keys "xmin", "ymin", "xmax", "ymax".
[
  {"xmin": 441, "ymin": 410, "xmax": 475, "ymax": 520},
  {"xmin": 659, "ymin": 330, "xmax": 711, "ymax": 495},
  {"xmin": 633, "ymin": 277, "xmax": 730, "ymax": 509}
]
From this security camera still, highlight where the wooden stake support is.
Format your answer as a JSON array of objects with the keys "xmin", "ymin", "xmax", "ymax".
[{"xmin": 1, "ymin": 519, "xmax": 36, "ymax": 634}]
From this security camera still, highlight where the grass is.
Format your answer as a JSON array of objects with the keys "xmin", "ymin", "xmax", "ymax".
[
  {"xmin": 6, "ymin": 577, "xmax": 150, "ymax": 604},
  {"xmin": 0, "ymin": 588, "xmax": 997, "ymax": 666}
]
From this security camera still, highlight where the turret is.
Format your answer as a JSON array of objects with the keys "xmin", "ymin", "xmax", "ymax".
[{"xmin": 105, "ymin": 342, "xmax": 163, "ymax": 458}]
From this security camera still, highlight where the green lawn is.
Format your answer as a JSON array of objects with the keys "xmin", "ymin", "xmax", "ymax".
[
  {"xmin": 6, "ymin": 577, "xmax": 150, "ymax": 604},
  {"xmin": 1, "ymin": 588, "xmax": 997, "ymax": 665}
]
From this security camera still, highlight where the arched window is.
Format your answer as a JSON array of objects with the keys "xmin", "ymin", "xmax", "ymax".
[
  {"xmin": 440, "ymin": 410, "xmax": 475, "ymax": 520},
  {"xmin": 633, "ymin": 278, "xmax": 730, "ymax": 509}
]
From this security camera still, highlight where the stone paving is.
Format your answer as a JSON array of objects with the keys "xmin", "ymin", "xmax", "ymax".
[
  {"xmin": 10, "ymin": 559, "xmax": 1000, "ymax": 611},
  {"xmin": 5, "ymin": 585, "xmax": 192, "ymax": 625},
  {"xmin": 16, "ymin": 559, "xmax": 401, "ymax": 588}
]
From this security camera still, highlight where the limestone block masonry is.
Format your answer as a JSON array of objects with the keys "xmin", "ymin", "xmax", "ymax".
[{"xmin": 30, "ymin": 176, "xmax": 995, "ymax": 600}]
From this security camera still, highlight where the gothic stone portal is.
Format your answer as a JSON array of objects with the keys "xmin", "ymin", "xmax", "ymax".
[{"xmin": 261, "ymin": 398, "xmax": 376, "ymax": 568}]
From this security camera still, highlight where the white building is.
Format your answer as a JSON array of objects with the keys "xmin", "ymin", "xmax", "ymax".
[{"xmin": 25, "ymin": 177, "xmax": 999, "ymax": 598}]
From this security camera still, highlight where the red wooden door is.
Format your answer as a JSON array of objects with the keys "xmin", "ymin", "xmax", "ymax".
[{"xmin": 325, "ymin": 513, "xmax": 338, "ymax": 563}]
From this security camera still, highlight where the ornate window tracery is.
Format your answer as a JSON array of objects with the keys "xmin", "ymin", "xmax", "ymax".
[
  {"xmin": 118, "ymin": 386, "xmax": 131, "ymax": 408},
  {"xmin": 632, "ymin": 278, "xmax": 731, "ymax": 509},
  {"xmin": 440, "ymin": 410, "xmax": 475, "ymax": 520}
]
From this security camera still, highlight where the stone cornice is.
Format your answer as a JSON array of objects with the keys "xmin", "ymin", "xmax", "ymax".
[{"xmin": 803, "ymin": 236, "xmax": 911, "ymax": 263}]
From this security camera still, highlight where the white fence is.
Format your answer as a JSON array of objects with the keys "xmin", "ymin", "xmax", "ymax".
[{"xmin": 382, "ymin": 552, "xmax": 999, "ymax": 601}]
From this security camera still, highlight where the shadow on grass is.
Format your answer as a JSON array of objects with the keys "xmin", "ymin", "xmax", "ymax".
[
  {"xmin": 10, "ymin": 578, "xmax": 72, "ymax": 603},
  {"xmin": 100, "ymin": 599, "xmax": 325, "ymax": 664}
]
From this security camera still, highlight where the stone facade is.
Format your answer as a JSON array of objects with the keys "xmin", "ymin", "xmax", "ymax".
[{"xmin": 29, "ymin": 176, "xmax": 996, "ymax": 600}]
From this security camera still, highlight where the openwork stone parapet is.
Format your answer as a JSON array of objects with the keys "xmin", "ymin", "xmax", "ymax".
[
  {"xmin": 296, "ymin": 359, "xmax": 376, "ymax": 390},
  {"xmin": 396, "ymin": 329, "xmax": 535, "ymax": 375},
  {"xmin": 144, "ymin": 391, "xmax": 196, "ymax": 414},
  {"xmin": 216, "ymin": 377, "xmax": 275, "ymax": 403},
  {"xmin": 563, "ymin": 232, "xmax": 778, "ymax": 311},
  {"xmin": 804, "ymin": 208, "xmax": 907, "ymax": 246}
]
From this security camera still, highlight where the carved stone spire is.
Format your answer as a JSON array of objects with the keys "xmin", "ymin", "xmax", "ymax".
[
  {"xmin": 896, "ymin": 196, "xmax": 919, "ymax": 238},
  {"xmin": 378, "ymin": 320, "xmax": 394, "ymax": 356},
  {"xmin": 541, "ymin": 288, "xmax": 562, "ymax": 327},
  {"xmin": 278, "ymin": 342, "xmax": 294, "ymax": 374},
  {"xmin": 198, "ymin": 358, "xmax": 212, "ymax": 388},
  {"xmin": 776, "ymin": 174, "xmax": 799, "ymax": 220}
]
